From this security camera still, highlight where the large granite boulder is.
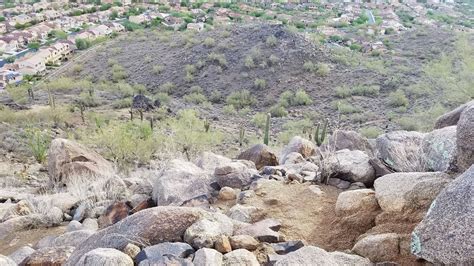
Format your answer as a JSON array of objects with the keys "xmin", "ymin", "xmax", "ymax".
[
  {"xmin": 48, "ymin": 138, "xmax": 114, "ymax": 185},
  {"xmin": 376, "ymin": 131, "xmax": 425, "ymax": 172},
  {"xmin": 214, "ymin": 161, "xmax": 259, "ymax": 189},
  {"xmin": 184, "ymin": 212, "xmax": 234, "ymax": 249},
  {"xmin": 77, "ymin": 248, "xmax": 133, "ymax": 266},
  {"xmin": 328, "ymin": 130, "xmax": 373, "ymax": 156},
  {"xmin": 152, "ymin": 159, "xmax": 212, "ymax": 206},
  {"xmin": 24, "ymin": 246, "xmax": 75, "ymax": 266},
  {"xmin": 193, "ymin": 248, "xmax": 223, "ymax": 265},
  {"xmin": 422, "ymin": 126, "xmax": 457, "ymax": 172},
  {"xmin": 195, "ymin": 152, "xmax": 232, "ymax": 174},
  {"xmin": 274, "ymin": 246, "xmax": 370, "ymax": 265},
  {"xmin": 279, "ymin": 136, "xmax": 316, "ymax": 164},
  {"xmin": 1, "ymin": 254, "xmax": 18, "ymax": 266},
  {"xmin": 456, "ymin": 104, "xmax": 474, "ymax": 171},
  {"xmin": 326, "ymin": 149, "xmax": 375, "ymax": 185},
  {"xmin": 223, "ymin": 249, "xmax": 259, "ymax": 266},
  {"xmin": 135, "ymin": 242, "xmax": 194, "ymax": 264},
  {"xmin": 434, "ymin": 100, "xmax": 474, "ymax": 129},
  {"xmin": 374, "ymin": 172, "xmax": 451, "ymax": 218},
  {"xmin": 411, "ymin": 166, "xmax": 474, "ymax": 264},
  {"xmin": 65, "ymin": 207, "xmax": 206, "ymax": 265},
  {"xmin": 237, "ymin": 144, "xmax": 278, "ymax": 170},
  {"xmin": 352, "ymin": 233, "xmax": 400, "ymax": 262}
]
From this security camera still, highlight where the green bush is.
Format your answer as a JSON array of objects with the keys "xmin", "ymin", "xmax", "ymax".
[
  {"xmin": 155, "ymin": 92, "xmax": 171, "ymax": 105},
  {"xmin": 251, "ymin": 112, "xmax": 267, "ymax": 129},
  {"xmin": 25, "ymin": 128, "xmax": 50, "ymax": 163},
  {"xmin": 112, "ymin": 98, "xmax": 132, "ymax": 109},
  {"xmin": 279, "ymin": 89, "xmax": 312, "ymax": 107},
  {"xmin": 335, "ymin": 86, "xmax": 351, "ymax": 98},
  {"xmin": 268, "ymin": 104, "xmax": 288, "ymax": 117},
  {"xmin": 208, "ymin": 52, "xmax": 227, "ymax": 66},
  {"xmin": 352, "ymin": 85, "xmax": 380, "ymax": 96},
  {"xmin": 269, "ymin": 54, "xmax": 279, "ymax": 65},
  {"xmin": 335, "ymin": 101, "xmax": 361, "ymax": 114},
  {"xmin": 159, "ymin": 82, "xmax": 175, "ymax": 94},
  {"xmin": 111, "ymin": 64, "xmax": 128, "ymax": 81},
  {"xmin": 226, "ymin": 90, "xmax": 256, "ymax": 109},
  {"xmin": 244, "ymin": 55, "xmax": 255, "ymax": 69},
  {"xmin": 223, "ymin": 104, "xmax": 237, "ymax": 115},
  {"xmin": 303, "ymin": 61, "xmax": 316, "ymax": 72},
  {"xmin": 266, "ymin": 35, "xmax": 278, "ymax": 47},
  {"xmin": 397, "ymin": 117, "xmax": 419, "ymax": 131},
  {"xmin": 359, "ymin": 126, "xmax": 383, "ymax": 139},
  {"xmin": 203, "ymin": 37, "xmax": 215, "ymax": 48},
  {"xmin": 388, "ymin": 89, "xmax": 409, "ymax": 107},
  {"xmin": 184, "ymin": 92, "xmax": 207, "ymax": 105},
  {"xmin": 316, "ymin": 63, "xmax": 330, "ymax": 76},
  {"xmin": 254, "ymin": 78, "xmax": 266, "ymax": 89},
  {"xmin": 152, "ymin": 65, "xmax": 164, "ymax": 74},
  {"xmin": 209, "ymin": 90, "xmax": 223, "ymax": 103}
]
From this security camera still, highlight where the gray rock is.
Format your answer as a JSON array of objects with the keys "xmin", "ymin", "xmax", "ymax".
[
  {"xmin": 352, "ymin": 233, "xmax": 400, "ymax": 262},
  {"xmin": 67, "ymin": 220, "xmax": 83, "ymax": 232},
  {"xmin": 193, "ymin": 248, "xmax": 223, "ymax": 266},
  {"xmin": 223, "ymin": 249, "xmax": 259, "ymax": 266},
  {"xmin": 139, "ymin": 255, "xmax": 193, "ymax": 266},
  {"xmin": 374, "ymin": 172, "xmax": 451, "ymax": 215},
  {"xmin": 54, "ymin": 230, "xmax": 95, "ymax": 248},
  {"xmin": 369, "ymin": 158, "xmax": 394, "ymax": 178},
  {"xmin": 195, "ymin": 152, "xmax": 232, "ymax": 174},
  {"xmin": 279, "ymin": 136, "xmax": 317, "ymax": 165},
  {"xmin": 122, "ymin": 243, "xmax": 141, "ymax": 259},
  {"xmin": 456, "ymin": 104, "xmax": 474, "ymax": 171},
  {"xmin": 229, "ymin": 235, "xmax": 259, "ymax": 251},
  {"xmin": 65, "ymin": 207, "xmax": 207, "ymax": 265},
  {"xmin": 270, "ymin": 241, "xmax": 304, "ymax": 255},
  {"xmin": 227, "ymin": 204, "xmax": 260, "ymax": 223},
  {"xmin": 78, "ymin": 248, "xmax": 133, "ymax": 266},
  {"xmin": 422, "ymin": 126, "xmax": 457, "ymax": 172},
  {"xmin": 411, "ymin": 165, "xmax": 474, "ymax": 264},
  {"xmin": 35, "ymin": 235, "xmax": 57, "ymax": 249},
  {"xmin": 184, "ymin": 212, "xmax": 234, "ymax": 249},
  {"xmin": 237, "ymin": 144, "xmax": 278, "ymax": 170},
  {"xmin": 234, "ymin": 219, "xmax": 281, "ymax": 243},
  {"xmin": 8, "ymin": 246, "xmax": 35, "ymax": 264},
  {"xmin": 376, "ymin": 131, "xmax": 425, "ymax": 172},
  {"xmin": 274, "ymin": 246, "xmax": 370, "ymax": 265},
  {"xmin": 328, "ymin": 178, "xmax": 351, "ymax": 189},
  {"xmin": 136, "ymin": 242, "xmax": 194, "ymax": 264},
  {"xmin": 331, "ymin": 149, "xmax": 375, "ymax": 185},
  {"xmin": 215, "ymin": 161, "xmax": 259, "ymax": 189},
  {"xmin": 281, "ymin": 152, "xmax": 305, "ymax": 165},
  {"xmin": 0, "ymin": 255, "xmax": 16, "ymax": 266},
  {"xmin": 335, "ymin": 189, "xmax": 379, "ymax": 216},
  {"xmin": 152, "ymin": 159, "xmax": 212, "ymax": 206},
  {"xmin": 82, "ymin": 218, "xmax": 99, "ymax": 231},
  {"xmin": 25, "ymin": 246, "xmax": 75, "ymax": 266},
  {"xmin": 329, "ymin": 130, "xmax": 373, "ymax": 156},
  {"xmin": 434, "ymin": 100, "xmax": 474, "ymax": 129}
]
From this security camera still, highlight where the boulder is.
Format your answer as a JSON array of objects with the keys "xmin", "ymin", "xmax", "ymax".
[
  {"xmin": 215, "ymin": 161, "xmax": 259, "ymax": 189},
  {"xmin": 135, "ymin": 242, "xmax": 194, "ymax": 264},
  {"xmin": 139, "ymin": 255, "xmax": 193, "ymax": 266},
  {"xmin": 218, "ymin": 187, "xmax": 236, "ymax": 201},
  {"xmin": 195, "ymin": 152, "xmax": 232, "ymax": 174},
  {"xmin": 65, "ymin": 207, "xmax": 206, "ymax": 265},
  {"xmin": 369, "ymin": 158, "xmax": 394, "ymax": 178},
  {"xmin": 456, "ymin": 104, "xmax": 474, "ymax": 171},
  {"xmin": 376, "ymin": 131, "xmax": 425, "ymax": 172},
  {"xmin": 281, "ymin": 152, "xmax": 305, "ymax": 165},
  {"xmin": 24, "ymin": 246, "xmax": 75, "ymax": 266},
  {"xmin": 66, "ymin": 220, "xmax": 83, "ymax": 232},
  {"xmin": 152, "ymin": 159, "xmax": 212, "ymax": 206},
  {"xmin": 270, "ymin": 241, "xmax": 304, "ymax": 255},
  {"xmin": 327, "ymin": 178, "xmax": 351, "ymax": 189},
  {"xmin": 274, "ymin": 246, "xmax": 370, "ymax": 265},
  {"xmin": 374, "ymin": 172, "xmax": 451, "ymax": 216},
  {"xmin": 122, "ymin": 243, "xmax": 140, "ymax": 260},
  {"xmin": 279, "ymin": 136, "xmax": 316, "ymax": 164},
  {"xmin": 352, "ymin": 233, "xmax": 400, "ymax": 262},
  {"xmin": 193, "ymin": 248, "xmax": 223, "ymax": 265},
  {"xmin": 335, "ymin": 189, "xmax": 380, "ymax": 216},
  {"xmin": 422, "ymin": 126, "xmax": 457, "ymax": 172},
  {"xmin": 214, "ymin": 235, "xmax": 232, "ymax": 254},
  {"xmin": 237, "ymin": 144, "xmax": 278, "ymax": 170},
  {"xmin": 97, "ymin": 202, "xmax": 131, "ymax": 228},
  {"xmin": 184, "ymin": 212, "xmax": 234, "ymax": 249},
  {"xmin": 234, "ymin": 219, "xmax": 281, "ymax": 243},
  {"xmin": 82, "ymin": 218, "xmax": 99, "ymax": 231},
  {"xmin": 48, "ymin": 138, "xmax": 114, "ymax": 185},
  {"xmin": 229, "ymin": 235, "xmax": 259, "ymax": 251},
  {"xmin": 411, "ymin": 165, "xmax": 474, "ymax": 264},
  {"xmin": 53, "ymin": 230, "xmax": 95, "ymax": 248},
  {"xmin": 328, "ymin": 149, "xmax": 375, "ymax": 185},
  {"xmin": 329, "ymin": 130, "xmax": 373, "ymax": 156},
  {"xmin": 434, "ymin": 100, "xmax": 474, "ymax": 129},
  {"xmin": 227, "ymin": 204, "xmax": 261, "ymax": 223},
  {"xmin": 223, "ymin": 249, "xmax": 259, "ymax": 266},
  {"xmin": 78, "ymin": 248, "xmax": 133, "ymax": 266},
  {"xmin": 8, "ymin": 246, "xmax": 35, "ymax": 264},
  {"xmin": 0, "ymin": 255, "xmax": 19, "ymax": 266}
]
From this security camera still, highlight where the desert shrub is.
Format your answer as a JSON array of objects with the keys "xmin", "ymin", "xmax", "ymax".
[
  {"xmin": 294, "ymin": 89, "xmax": 313, "ymax": 105},
  {"xmin": 6, "ymin": 84, "xmax": 29, "ymax": 104},
  {"xmin": 184, "ymin": 92, "xmax": 207, "ymax": 105},
  {"xmin": 269, "ymin": 54, "xmax": 279, "ymax": 65},
  {"xmin": 352, "ymin": 85, "xmax": 380, "ymax": 96},
  {"xmin": 159, "ymin": 82, "xmax": 175, "ymax": 94},
  {"xmin": 359, "ymin": 126, "xmax": 383, "ymax": 139},
  {"xmin": 350, "ymin": 113, "xmax": 368, "ymax": 123},
  {"xmin": 112, "ymin": 98, "xmax": 132, "ymax": 109},
  {"xmin": 155, "ymin": 92, "xmax": 171, "ymax": 106},
  {"xmin": 152, "ymin": 65, "xmax": 164, "ymax": 74},
  {"xmin": 266, "ymin": 35, "xmax": 278, "ymax": 47},
  {"xmin": 397, "ymin": 116, "xmax": 419, "ymax": 131},
  {"xmin": 25, "ymin": 128, "xmax": 50, "ymax": 163},
  {"xmin": 335, "ymin": 86, "xmax": 351, "ymax": 98},
  {"xmin": 72, "ymin": 64, "xmax": 83, "ymax": 75},
  {"xmin": 39, "ymin": 77, "xmax": 92, "ymax": 92},
  {"xmin": 278, "ymin": 119, "xmax": 313, "ymax": 144},
  {"xmin": 335, "ymin": 100, "xmax": 361, "ymax": 114},
  {"xmin": 388, "ymin": 89, "xmax": 409, "ymax": 107},
  {"xmin": 239, "ymin": 107, "xmax": 251, "ymax": 116},
  {"xmin": 208, "ymin": 52, "xmax": 227, "ymax": 66},
  {"xmin": 111, "ymin": 64, "xmax": 128, "ymax": 81},
  {"xmin": 107, "ymin": 58, "xmax": 118, "ymax": 67},
  {"xmin": 268, "ymin": 104, "xmax": 288, "ymax": 117},
  {"xmin": 226, "ymin": 90, "xmax": 256, "ymax": 109},
  {"xmin": 254, "ymin": 78, "xmax": 266, "ymax": 89},
  {"xmin": 143, "ymin": 55, "xmax": 152, "ymax": 63},
  {"xmin": 316, "ymin": 63, "xmax": 330, "ymax": 76},
  {"xmin": 303, "ymin": 61, "xmax": 316, "ymax": 72},
  {"xmin": 209, "ymin": 90, "xmax": 223, "ymax": 103},
  {"xmin": 251, "ymin": 112, "xmax": 267, "ymax": 129},
  {"xmin": 223, "ymin": 104, "xmax": 237, "ymax": 115},
  {"xmin": 203, "ymin": 37, "xmax": 215, "ymax": 48},
  {"xmin": 78, "ymin": 91, "xmax": 99, "ymax": 107},
  {"xmin": 244, "ymin": 55, "xmax": 255, "ymax": 69}
]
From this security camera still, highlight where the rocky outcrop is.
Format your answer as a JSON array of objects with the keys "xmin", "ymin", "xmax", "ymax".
[
  {"xmin": 184, "ymin": 212, "xmax": 234, "ymax": 249},
  {"xmin": 328, "ymin": 130, "xmax": 373, "ymax": 156},
  {"xmin": 195, "ymin": 152, "xmax": 232, "ymax": 174},
  {"xmin": 326, "ymin": 149, "xmax": 375, "ymax": 185},
  {"xmin": 374, "ymin": 172, "xmax": 451, "ymax": 219},
  {"xmin": 77, "ymin": 248, "xmax": 133, "ymax": 266},
  {"xmin": 48, "ymin": 138, "xmax": 114, "ymax": 185},
  {"xmin": 434, "ymin": 100, "xmax": 474, "ymax": 129},
  {"xmin": 376, "ymin": 131, "xmax": 425, "ymax": 172},
  {"xmin": 65, "ymin": 207, "xmax": 206, "ymax": 265},
  {"xmin": 422, "ymin": 126, "xmax": 457, "ymax": 172},
  {"xmin": 411, "ymin": 165, "xmax": 474, "ymax": 264},
  {"xmin": 456, "ymin": 104, "xmax": 474, "ymax": 171},
  {"xmin": 279, "ymin": 136, "xmax": 316, "ymax": 164},
  {"xmin": 352, "ymin": 233, "xmax": 400, "ymax": 262},
  {"xmin": 8, "ymin": 246, "xmax": 35, "ymax": 264},
  {"xmin": 274, "ymin": 246, "xmax": 370, "ymax": 265},
  {"xmin": 215, "ymin": 161, "xmax": 259, "ymax": 189},
  {"xmin": 152, "ymin": 159, "xmax": 212, "ymax": 206},
  {"xmin": 237, "ymin": 144, "xmax": 278, "ymax": 170}
]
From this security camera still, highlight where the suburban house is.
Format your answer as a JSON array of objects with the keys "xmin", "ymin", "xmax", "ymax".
[
  {"xmin": 32, "ymin": 1, "xmax": 50, "ymax": 12},
  {"xmin": 187, "ymin": 22, "xmax": 205, "ymax": 32},
  {"xmin": 13, "ymin": 14, "xmax": 32, "ymax": 25},
  {"xmin": 43, "ymin": 10, "xmax": 62, "ymax": 21},
  {"xmin": 0, "ymin": 69, "xmax": 23, "ymax": 89},
  {"xmin": 89, "ymin": 24, "xmax": 112, "ymax": 37},
  {"xmin": 104, "ymin": 22, "xmax": 125, "ymax": 32},
  {"xmin": 0, "ymin": 36, "xmax": 20, "ymax": 53},
  {"xmin": 14, "ymin": 54, "xmax": 46, "ymax": 76},
  {"xmin": 129, "ymin": 14, "xmax": 149, "ymax": 24},
  {"xmin": 30, "ymin": 24, "xmax": 53, "ymax": 41}
]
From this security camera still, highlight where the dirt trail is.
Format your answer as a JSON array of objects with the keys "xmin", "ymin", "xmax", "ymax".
[{"xmin": 0, "ymin": 225, "xmax": 66, "ymax": 255}]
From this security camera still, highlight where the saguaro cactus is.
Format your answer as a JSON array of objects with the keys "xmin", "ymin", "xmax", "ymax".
[
  {"xmin": 239, "ymin": 126, "xmax": 245, "ymax": 147},
  {"xmin": 264, "ymin": 113, "xmax": 271, "ymax": 145},
  {"xmin": 314, "ymin": 118, "xmax": 328, "ymax": 146},
  {"xmin": 204, "ymin": 118, "xmax": 210, "ymax": 133}
]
